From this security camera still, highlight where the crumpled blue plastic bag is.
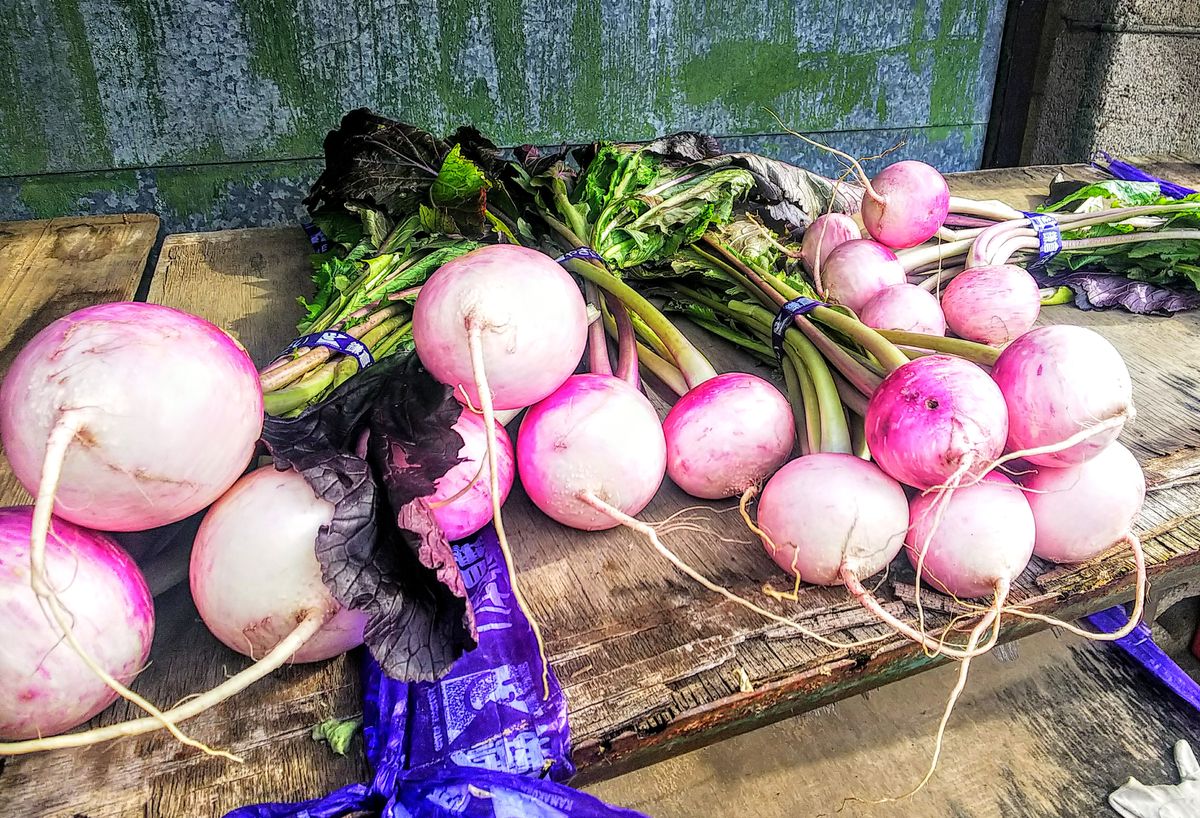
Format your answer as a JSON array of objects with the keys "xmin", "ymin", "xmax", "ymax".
[{"xmin": 225, "ymin": 528, "xmax": 647, "ymax": 818}]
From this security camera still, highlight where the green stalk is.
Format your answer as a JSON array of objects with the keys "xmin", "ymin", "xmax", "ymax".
[
  {"xmin": 600, "ymin": 307, "xmax": 688, "ymax": 396},
  {"xmin": 781, "ymin": 356, "xmax": 816, "ymax": 456},
  {"xmin": 875, "ymin": 330, "xmax": 1000, "ymax": 367},
  {"xmin": 689, "ymin": 319, "xmax": 775, "ymax": 363},
  {"xmin": 264, "ymin": 362, "xmax": 339, "ymax": 416},
  {"xmin": 849, "ymin": 411, "xmax": 870, "ymax": 460},
  {"xmin": 307, "ymin": 357, "xmax": 361, "ymax": 411},
  {"xmin": 729, "ymin": 301, "xmax": 850, "ymax": 454},
  {"xmin": 372, "ymin": 323, "xmax": 414, "ymax": 359}
]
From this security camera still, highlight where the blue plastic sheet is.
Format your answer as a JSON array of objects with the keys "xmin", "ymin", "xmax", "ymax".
[{"xmin": 226, "ymin": 528, "xmax": 648, "ymax": 818}]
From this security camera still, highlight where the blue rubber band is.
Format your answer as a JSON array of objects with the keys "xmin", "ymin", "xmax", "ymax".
[
  {"xmin": 1020, "ymin": 211, "xmax": 1063, "ymax": 270},
  {"xmin": 301, "ymin": 221, "xmax": 331, "ymax": 254},
  {"xmin": 554, "ymin": 247, "xmax": 605, "ymax": 265},
  {"xmin": 771, "ymin": 297, "xmax": 825, "ymax": 359},
  {"xmin": 284, "ymin": 330, "xmax": 375, "ymax": 370}
]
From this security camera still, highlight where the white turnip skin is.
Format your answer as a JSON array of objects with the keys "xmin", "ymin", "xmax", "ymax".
[
  {"xmin": 427, "ymin": 410, "xmax": 515, "ymax": 540},
  {"xmin": 859, "ymin": 283, "xmax": 947, "ymax": 336},
  {"xmin": 662, "ymin": 372, "xmax": 794, "ymax": 500},
  {"xmin": 820, "ymin": 239, "xmax": 907, "ymax": 313},
  {"xmin": 906, "ymin": 473, "xmax": 1036, "ymax": 599},
  {"xmin": 801, "ymin": 213, "xmax": 860, "ymax": 281},
  {"xmin": 412, "ymin": 245, "xmax": 588, "ymax": 411},
  {"xmin": 940, "ymin": 264, "xmax": 1040, "ymax": 347},
  {"xmin": 517, "ymin": 374, "xmax": 666, "ymax": 530},
  {"xmin": 990, "ymin": 325, "xmax": 1133, "ymax": 467},
  {"xmin": 1018, "ymin": 442, "xmax": 1145, "ymax": 564},
  {"xmin": 0, "ymin": 507, "xmax": 153, "ymax": 740},
  {"xmin": 0, "ymin": 302, "xmax": 263, "ymax": 532},
  {"xmin": 191, "ymin": 467, "xmax": 366, "ymax": 663},
  {"xmin": 756, "ymin": 453, "xmax": 909, "ymax": 586},
  {"xmin": 865, "ymin": 355, "xmax": 1009, "ymax": 490},
  {"xmin": 860, "ymin": 160, "xmax": 950, "ymax": 249}
]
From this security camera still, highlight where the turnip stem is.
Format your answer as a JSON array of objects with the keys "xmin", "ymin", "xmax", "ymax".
[
  {"xmin": 948, "ymin": 195, "xmax": 1024, "ymax": 222},
  {"xmin": 260, "ymin": 305, "xmax": 404, "ymax": 392},
  {"xmin": 467, "ymin": 322, "xmax": 552, "ymax": 700},
  {"xmin": 601, "ymin": 305, "xmax": 689, "ymax": 396},
  {"xmin": 265, "ymin": 362, "xmax": 339, "ymax": 416},
  {"xmin": 578, "ymin": 491, "xmax": 887, "ymax": 650},
  {"xmin": 584, "ymin": 282, "xmax": 613, "ymax": 377},
  {"xmin": 874, "ymin": 331, "xmax": 1000, "ymax": 367},
  {"xmin": 606, "ymin": 293, "xmax": 639, "ymax": 386},
  {"xmin": 0, "ymin": 610, "xmax": 331, "ymax": 756},
  {"xmin": 896, "ymin": 237, "xmax": 974, "ymax": 272},
  {"xmin": 779, "ymin": 357, "xmax": 811, "ymax": 456},
  {"xmin": 7, "ymin": 410, "xmax": 234, "ymax": 760},
  {"xmin": 564, "ymin": 257, "xmax": 717, "ymax": 389}
]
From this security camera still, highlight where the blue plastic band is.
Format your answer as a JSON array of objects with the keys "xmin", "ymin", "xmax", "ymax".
[
  {"xmin": 284, "ymin": 330, "xmax": 374, "ymax": 370},
  {"xmin": 771, "ymin": 297, "xmax": 825, "ymax": 359},
  {"xmin": 1020, "ymin": 211, "xmax": 1063, "ymax": 270},
  {"xmin": 1087, "ymin": 605, "xmax": 1200, "ymax": 713},
  {"xmin": 554, "ymin": 247, "xmax": 605, "ymax": 265},
  {"xmin": 302, "ymin": 221, "xmax": 331, "ymax": 254}
]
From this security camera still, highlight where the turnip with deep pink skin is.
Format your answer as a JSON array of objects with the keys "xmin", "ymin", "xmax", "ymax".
[
  {"xmin": 412, "ymin": 245, "xmax": 588, "ymax": 411},
  {"xmin": 0, "ymin": 302, "xmax": 263, "ymax": 532},
  {"xmin": 801, "ymin": 213, "xmax": 860, "ymax": 281},
  {"xmin": 906, "ymin": 473, "xmax": 1036, "ymax": 599},
  {"xmin": 0, "ymin": 507, "xmax": 153, "ymax": 740},
  {"xmin": 859, "ymin": 283, "xmax": 946, "ymax": 336},
  {"xmin": 990, "ymin": 325, "xmax": 1133, "ymax": 467},
  {"xmin": 663, "ymin": 372, "xmax": 794, "ymax": 500},
  {"xmin": 865, "ymin": 355, "xmax": 1009, "ymax": 490},
  {"xmin": 860, "ymin": 160, "xmax": 950, "ymax": 249},
  {"xmin": 517, "ymin": 374, "xmax": 666, "ymax": 530},
  {"xmin": 191, "ymin": 467, "xmax": 366, "ymax": 664},
  {"xmin": 941, "ymin": 264, "xmax": 1040, "ymax": 347},
  {"xmin": 1018, "ymin": 442, "xmax": 1145, "ymax": 564},
  {"xmin": 820, "ymin": 239, "xmax": 906, "ymax": 313},
  {"xmin": 755, "ymin": 453, "xmax": 909, "ymax": 586},
  {"xmin": 427, "ymin": 411, "xmax": 515, "ymax": 540}
]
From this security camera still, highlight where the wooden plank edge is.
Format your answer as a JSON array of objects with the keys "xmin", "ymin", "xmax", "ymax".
[{"xmin": 568, "ymin": 548, "xmax": 1200, "ymax": 784}]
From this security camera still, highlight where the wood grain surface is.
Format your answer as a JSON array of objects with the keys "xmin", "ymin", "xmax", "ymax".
[
  {"xmin": 0, "ymin": 213, "xmax": 157, "ymax": 508},
  {"xmin": 2, "ymin": 160, "xmax": 1200, "ymax": 816}
]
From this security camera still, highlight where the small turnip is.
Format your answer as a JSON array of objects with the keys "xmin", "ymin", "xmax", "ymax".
[
  {"xmin": 860, "ymin": 160, "xmax": 950, "ymax": 249},
  {"xmin": 801, "ymin": 213, "xmax": 860, "ymax": 283},
  {"xmin": 941, "ymin": 264, "xmax": 1040, "ymax": 347},
  {"xmin": 427, "ymin": 410, "xmax": 516, "ymax": 541},
  {"xmin": 821, "ymin": 239, "xmax": 906, "ymax": 313},
  {"xmin": 859, "ymin": 283, "xmax": 947, "ymax": 336}
]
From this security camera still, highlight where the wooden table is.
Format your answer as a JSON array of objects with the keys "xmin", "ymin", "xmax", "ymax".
[{"xmin": 2, "ymin": 159, "xmax": 1200, "ymax": 817}]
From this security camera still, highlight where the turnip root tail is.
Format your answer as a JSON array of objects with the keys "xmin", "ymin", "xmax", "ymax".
[
  {"xmin": 17, "ymin": 410, "xmax": 228, "ymax": 759},
  {"xmin": 956, "ymin": 414, "xmax": 1131, "ymax": 491},
  {"xmin": 1003, "ymin": 533, "xmax": 1146, "ymax": 640},
  {"xmin": 840, "ymin": 570, "xmax": 1006, "ymax": 660},
  {"xmin": 427, "ymin": 457, "xmax": 488, "ymax": 509},
  {"xmin": 579, "ymin": 491, "xmax": 888, "ymax": 651},
  {"xmin": 843, "ymin": 601, "xmax": 999, "ymax": 810},
  {"xmin": 911, "ymin": 455, "xmax": 976, "ymax": 655},
  {"xmin": 764, "ymin": 109, "xmax": 884, "ymax": 206},
  {"xmin": 467, "ymin": 321, "xmax": 552, "ymax": 700},
  {"xmin": 0, "ymin": 610, "xmax": 331, "ymax": 757},
  {"xmin": 739, "ymin": 487, "xmax": 803, "ymax": 602}
]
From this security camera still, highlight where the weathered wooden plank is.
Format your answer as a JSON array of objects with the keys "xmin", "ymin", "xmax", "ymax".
[
  {"xmin": 585, "ymin": 628, "xmax": 1200, "ymax": 818},
  {"xmin": 0, "ymin": 213, "xmax": 157, "ymax": 507},
  {"xmin": 0, "ymin": 0, "xmax": 1005, "ymax": 177}
]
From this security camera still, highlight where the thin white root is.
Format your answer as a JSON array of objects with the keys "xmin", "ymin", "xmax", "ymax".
[
  {"xmin": 20, "ymin": 410, "xmax": 228, "ymax": 759},
  {"xmin": 912, "ymin": 455, "xmax": 976, "ymax": 656},
  {"xmin": 427, "ymin": 457, "xmax": 488, "ymax": 509},
  {"xmin": 763, "ymin": 109, "xmax": 882, "ymax": 204},
  {"xmin": 0, "ymin": 610, "xmax": 330, "ymax": 757},
  {"xmin": 841, "ymin": 569, "xmax": 1007, "ymax": 660},
  {"xmin": 1003, "ymin": 533, "xmax": 1146, "ymax": 640},
  {"xmin": 953, "ymin": 415, "xmax": 1129, "ymax": 491},
  {"xmin": 579, "ymin": 491, "xmax": 888, "ymax": 651},
  {"xmin": 467, "ymin": 322, "xmax": 552, "ymax": 700}
]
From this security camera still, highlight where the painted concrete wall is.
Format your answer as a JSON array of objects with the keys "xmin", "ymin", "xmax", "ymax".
[
  {"xmin": 1024, "ymin": 0, "xmax": 1200, "ymax": 163},
  {"xmin": 0, "ymin": 0, "xmax": 1007, "ymax": 230}
]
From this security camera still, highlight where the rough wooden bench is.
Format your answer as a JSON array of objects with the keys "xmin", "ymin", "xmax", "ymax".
[{"xmin": 1, "ymin": 158, "xmax": 1199, "ymax": 816}]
